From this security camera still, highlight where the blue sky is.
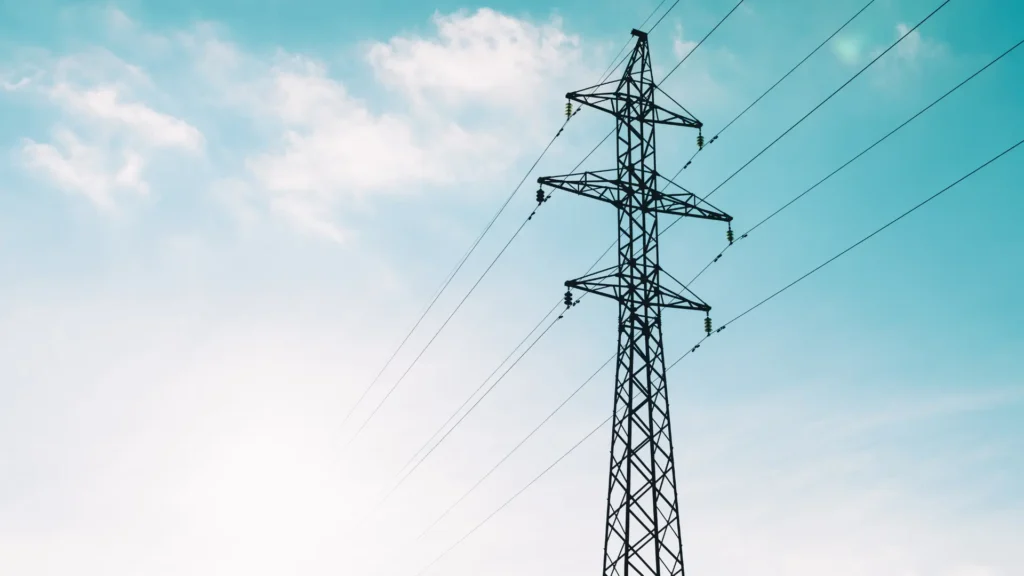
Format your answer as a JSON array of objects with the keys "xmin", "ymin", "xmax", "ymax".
[{"xmin": 1, "ymin": 0, "xmax": 1022, "ymax": 575}]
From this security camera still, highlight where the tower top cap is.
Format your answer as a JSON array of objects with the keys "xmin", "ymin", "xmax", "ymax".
[{"xmin": 631, "ymin": 29, "xmax": 648, "ymax": 39}]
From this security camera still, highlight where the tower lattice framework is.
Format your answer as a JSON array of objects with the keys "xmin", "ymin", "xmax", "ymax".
[{"xmin": 539, "ymin": 29, "xmax": 731, "ymax": 576}]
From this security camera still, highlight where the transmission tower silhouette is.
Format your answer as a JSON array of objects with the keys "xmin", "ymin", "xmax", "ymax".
[{"xmin": 538, "ymin": 29, "xmax": 731, "ymax": 576}]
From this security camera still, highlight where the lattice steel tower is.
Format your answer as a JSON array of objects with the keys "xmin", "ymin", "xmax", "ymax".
[{"xmin": 538, "ymin": 29, "xmax": 731, "ymax": 576}]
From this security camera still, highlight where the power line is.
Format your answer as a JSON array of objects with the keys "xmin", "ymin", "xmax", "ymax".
[
  {"xmin": 388, "ymin": 301, "xmax": 562, "ymax": 483},
  {"xmin": 595, "ymin": 0, "xmax": 671, "ymax": 84},
  {"xmin": 379, "ymin": 296, "xmax": 604, "ymax": 500},
  {"xmin": 677, "ymin": 0, "xmax": 879, "ymax": 172},
  {"xmin": 363, "ymin": 0, "xmax": 745, "ymax": 494},
  {"xmin": 414, "ymin": 39, "xmax": 1024, "ymax": 529},
  {"xmin": 681, "ymin": 135, "xmax": 1023, "ymax": 358},
  {"xmin": 378, "ymin": 300, "xmax": 605, "ymax": 501},
  {"xmin": 347, "ymin": 198, "xmax": 548, "ymax": 445},
  {"xmin": 648, "ymin": 0, "xmax": 683, "ymax": 35},
  {"xmin": 683, "ymin": 35, "xmax": 1024, "ymax": 287},
  {"xmin": 414, "ymin": 415, "xmax": 612, "ymax": 576},
  {"xmin": 339, "ymin": 117, "xmax": 573, "ymax": 431},
  {"xmin": 370, "ymin": 0, "xmax": 751, "ymax": 529},
  {"xmin": 420, "ymin": 25, "xmax": 731, "ymax": 576},
  {"xmin": 417, "ymin": 354, "xmax": 613, "ymax": 539},
  {"xmin": 412, "ymin": 134, "xmax": 1024, "ymax": 574},
  {"xmin": 338, "ymin": 0, "xmax": 682, "ymax": 431},
  {"xmin": 407, "ymin": 1, "xmax": 992, "ymax": 569},
  {"xmin": 594, "ymin": 0, "xmax": 687, "ymax": 91},
  {"xmin": 343, "ymin": 0, "xmax": 706, "ymax": 444},
  {"xmin": 583, "ymin": 0, "xmax": 902, "ymax": 279},
  {"xmin": 376, "ymin": 299, "xmax": 571, "ymax": 507},
  {"xmin": 580, "ymin": 0, "xmax": 746, "ymax": 174},
  {"xmin": 662, "ymin": 0, "xmax": 746, "ymax": 83},
  {"xmin": 646, "ymin": 0, "xmax": 954, "ymax": 261},
  {"xmin": 345, "ymin": 131, "xmax": 612, "ymax": 446},
  {"xmin": 699, "ymin": 0, "xmax": 954, "ymax": 201}
]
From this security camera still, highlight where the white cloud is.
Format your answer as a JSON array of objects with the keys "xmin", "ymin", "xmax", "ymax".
[
  {"xmin": 896, "ymin": 23, "xmax": 924, "ymax": 60},
  {"xmin": 657, "ymin": 23, "xmax": 732, "ymax": 116},
  {"xmin": 864, "ymin": 23, "xmax": 946, "ymax": 91},
  {"xmin": 672, "ymin": 23, "xmax": 697, "ymax": 61},
  {"xmin": 893, "ymin": 22, "xmax": 945, "ymax": 62},
  {"xmin": 9, "ymin": 46, "xmax": 203, "ymax": 210},
  {"xmin": 831, "ymin": 34, "xmax": 867, "ymax": 66},
  {"xmin": 271, "ymin": 192, "xmax": 349, "ymax": 244},
  {"xmin": 48, "ymin": 48, "xmax": 153, "ymax": 91},
  {"xmin": 44, "ymin": 8, "xmax": 591, "ymax": 242},
  {"xmin": 105, "ymin": 6, "xmax": 135, "ymax": 31},
  {"xmin": 247, "ymin": 56, "xmax": 497, "ymax": 197},
  {"xmin": 833, "ymin": 23, "xmax": 943, "ymax": 71},
  {"xmin": 210, "ymin": 177, "xmax": 261, "ymax": 228},
  {"xmin": 20, "ymin": 129, "xmax": 149, "ymax": 210},
  {"xmin": 871, "ymin": 22, "xmax": 944, "ymax": 65},
  {"xmin": 7, "ymin": 7, "xmax": 728, "ymax": 242},
  {"xmin": 5, "ymin": 7, "xmax": 660, "ymax": 242},
  {"xmin": 367, "ymin": 9, "xmax": 581, "ymax": 110},
  {"xmin": 2, "ymin": 77, "xmax": 33, "ymax": 91},
  {"xmin": 207, "ymin": 9, "xmax": 592, "ymax": 243},
  {"xmin": 1, "ymin": 59, "xmax": 46, "ymax": 92},
  {"xmin": 49, "ymin": 83, "xmax": 203, "ymax": 151}
]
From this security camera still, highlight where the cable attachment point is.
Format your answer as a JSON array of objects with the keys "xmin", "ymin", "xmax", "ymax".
[{"xmin": 704, "ymin": 314, "xmax": 712, "ymax": 336}]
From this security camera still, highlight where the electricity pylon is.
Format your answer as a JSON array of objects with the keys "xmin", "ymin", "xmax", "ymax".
[{"xmin": 538, "ymin": 29, "xmax": 731, "ymax": 576}]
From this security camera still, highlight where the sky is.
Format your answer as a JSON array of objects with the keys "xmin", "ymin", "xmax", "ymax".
[{"xmin": 0, "ymin": 0, "xmax": 1022, "ymax": 575}]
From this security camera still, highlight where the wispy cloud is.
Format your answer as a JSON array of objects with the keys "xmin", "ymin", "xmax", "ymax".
[
  {"xmin": 20, "ymin": 130, "xmax": 148, "ymax": 210},
  {"xmin": 48, "ymin": 83, "xmax": 203, "ymax": 151},
  {"xmin": 660, "ymin": 21, "xmax": 733, "ymax": 113},
  {"xmin": 672, "ymin": 23, "xmax": 698, "ymax": 61},
  {"xmin": 367, "ymin": 9, "xmax": 581, "ymax": 110},
  {"xmin": 236, "ymin": 9, "xmax": 591, "ymax": 243},
  {"xmin": 2, "ymin": 77, "xmax": 34, "ymax": 92},
  {"xmin": 832, "ymin": 22, "xmax": 946, "ymax": 88},
  {"xmin": 9, "ymin": 45, "xmax": 202, "ymax": 210},
  {"xmin": 893, "ymin": 22, "xmax": 944, "ymax": 62},
  {"xmin": 4, "ymin": 7, "xmax": 597, "ymax": 242},
  {"xmin": 242, "ymin": 53, "xmax": 506, "ymax": 234}
]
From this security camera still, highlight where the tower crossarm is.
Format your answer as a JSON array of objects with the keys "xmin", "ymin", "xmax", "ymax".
[
  {"xmin": 654, "ymin": 172, "xmax": 732, "ymax": 220},
  {"xmin": 566, "ymin": 266, "xmax": 711, "ymax": 312},
  {"xmin": 538, "ymin": 169, "xmax": 621, "ymax": 209},
  {"xmin": 539, "ymin": 169, "xmax": 732, "ymax": 221},
  {"xmin": 651, "ymin": 190, "xmax": 731, "ymax": 221},
  {"xmin": 563, "ymin": 265, "xmax": 618, "ymax": 302},
  {"xmin": 566, "ymin": 86, "xmax": 703, "ymax": 129}
]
